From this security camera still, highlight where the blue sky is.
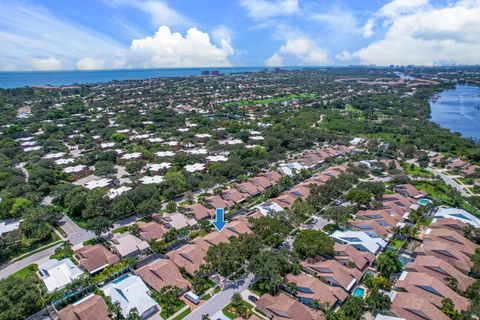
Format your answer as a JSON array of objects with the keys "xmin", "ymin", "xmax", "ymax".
[{"xmin": 0, "ymin": 0, "xmax": 479, "ymax": 70}]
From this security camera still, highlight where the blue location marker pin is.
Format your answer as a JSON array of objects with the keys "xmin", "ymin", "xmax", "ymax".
[{"xmin": 211, "ymin": 208, "xmax": 227, "ymax": 232}]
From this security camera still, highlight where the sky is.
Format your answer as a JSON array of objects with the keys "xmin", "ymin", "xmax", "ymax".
[{"xmin": 1, "ymin": 0, "xmax": 480, "ymax": 71}]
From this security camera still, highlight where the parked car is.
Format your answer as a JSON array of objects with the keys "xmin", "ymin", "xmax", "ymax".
[
  {"xmin": 248, "ymin": 295, "xmax": 258, "ymax": 303},
  {"xmin": 185, "ymin": 291, "xmax": 200, "ymax": 304}
]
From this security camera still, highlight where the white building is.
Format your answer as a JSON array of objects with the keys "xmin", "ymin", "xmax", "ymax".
[
  {"xmin": 102, "ymin": 274, "xmax": 159, "ymax": 319},
  {"xmin": 331, "ymin": 230, "xmax": 387, "ymax": 255},
  {"xmin": 255, "ymin": 201, "xmax": 284, "ymax": 216},
  {"xmin": 139, "ymin": 175, "xmax": 164, "ymax": 184},
  {"xmin": 0, "ymin": 219, "xmax": 21, "ymax": 237},
  {"xmin": 184, "ymin": 163, "xmax": 206, "ymax": 173},
  {"xmin": 38, "ymin": 258, "xmax": 84, "ymax": 292},
  {"xmin": 84, "ymin": 178, "xmax": 112, "ymax": 190}
]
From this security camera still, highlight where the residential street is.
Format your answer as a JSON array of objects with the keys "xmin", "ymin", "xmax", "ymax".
[
  {"xmin": 183, "ymin": 273, "xmax": 255, "ymax": 320},
  {"xmin": 0, "ymin": 215, "xmax": 94, "ymax": 280},
  {"xmin": 406, "ymin": 159, "xmax": 471, "ymax": 197}
]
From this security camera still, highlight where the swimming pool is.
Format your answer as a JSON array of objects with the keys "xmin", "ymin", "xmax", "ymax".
[
  {"xmin": 418, "ymin": 199, "xmax": 432, "ymax": 206},
  {"xmin": 113, "ymin": 274, "xmax": 130, "ymax": 284},
  {"xmin": 353, "ymin": 287, "xmax": 365, "ymax": 298},
  {"xmin": 399, "ymin": 255, "xmax": 414, "ymax": 267}
]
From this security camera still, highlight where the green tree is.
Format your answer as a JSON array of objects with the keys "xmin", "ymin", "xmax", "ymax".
[
  {"xmin": 293, "ymin": 229, "xmax": 334, "ymax": 259},
  {"xmin": 85, "ymin": 216, "xmax": 112, "ymax": 239},
  {"xmin": 376, "ymin": 251, "xmax": 402, "ymax": 278},
  {"xmin": 322, "ymin": 206, "xmax": 354, "ymax": 227},
  {"xmin": 346, "ymin": 188, "xmax": 372, "ymax": 206},
  {"xmin": 247, "ymin": 250, "xmax": 298, "ymax": 294},
  {"xmin": 338, "ymin": 296, "xmax": 364, "ymax": 320},
  {"xmin": 366, "ymin": 288, "xmax": 391, "ymax": 315},
  {"xmin": 126, "ymin": 307, "xmax": 141, "ymax": 320},
  {"xmin": 251, "ymin": 216, "xmax": 291, "ymax": 247}
]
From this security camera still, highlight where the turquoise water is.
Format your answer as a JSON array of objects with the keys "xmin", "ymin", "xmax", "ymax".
[
  {"xmin": 430, "ymin": 85, "xmax": 480, "ymax": 139},
  {"xmin": 0, "ymin": 67, "xmax": 304, "ymax": 88},
  {"xmin": 113, "ymin": 274, "xmax": 129, "ymax": 284},
  {"xmin": 353, "ymin": 287, "xmax": 365, "ymax": 298},
  {"xmin": 418, "ymin": 199, "xmax": 432, "ymax": 205},
  {"xmin": 400, "ymin": 255, "xmax": 414, "ymax": 267}
]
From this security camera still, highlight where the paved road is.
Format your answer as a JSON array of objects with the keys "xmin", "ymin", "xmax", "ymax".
[
  {"xmin": 59, "ymin": 214, "xmax": 94, "ymax": 245},
  {"xmin": 0, "ymin": 244, "xmax": 60, "ymax": 279},
  {"xmin": 184, "ymin": 273, "xmax": 255, "ymax": 320},
  {"xmin": 15, "ymin": 162, "xmax": 29, "ymax": 181},
  {"xmin": 406, "ymin": 160, "xmax": 471, "ymax": 197},
  {"xmin": 0, "ymin": 215, "xmax": 94, "ymax": 280}
]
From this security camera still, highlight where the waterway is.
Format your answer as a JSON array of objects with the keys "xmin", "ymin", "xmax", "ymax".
[
  {"xmin": 0, "ymin": 67, "xmax": 302, "ymax": 89},
  {"xmin": 430, "ymin": 85, "xmax": 480, "ymax": 140}
]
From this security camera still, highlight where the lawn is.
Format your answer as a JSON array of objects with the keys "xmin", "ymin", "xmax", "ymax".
[
  {"xmin": 402, "ymin": 163, "xmax": 433, "ymax": 178},
  {"xmin": 249, "ymin": 281, "xmax": 268, "ymax": 297},
  {"xmin": 111, "ymin": 225, "xmax": 129, "ymax": 234},
  {"xmin": 222, "ymin": 300, "xmax": 262, "ymax": 320},
  {"xmin": 172, "ymin": 307, "xmax": 191, "ymax": 320},
  {"xmin": 10, "ymin": 231, "xmax": 61, "ymax": 261},
  {"xmin": 11, "ymin": 264, "xmax": 39, "ymax": 281},
  {"xmin": 160, "ymin": 300, "xmax": 186, "ymax": 319}
]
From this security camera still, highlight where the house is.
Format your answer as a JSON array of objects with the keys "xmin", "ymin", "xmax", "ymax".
[
  {"xmin": 63, "ymin": 165, "xmax": 90, "ymax": 179},
  {"xmin": 249, "ymin": 176, "xmax": 272, "ymax": 190},
  {"xmin": 75, "ymin": 244, "xmax": 120, "ymax": 274},
  {"xmin": 167, "ymin": 244, "xmax": 207, "ymax": 276},
  {"xmin": 301, "ymin": 259, "xmax": 362, "ymax": 292},
  {"xmin": 284, "ymin": 273, "xmax": 347, "ymax": 308},
  {"xmin": 405, "ymin": 255, "xmax": 475, "ymax": 292},
  {"xmin": 58, "ymin": 294, "xmax": 109, "ymax": 320},
  {"xmin": 395, "ymin": 271, "xmax": 470, "ymax": 312},
  {"xmin": 0, "ymin": 219, "xmax": 21, "ymax": 238},
  {"xmin": 390, "ymin": 292, "xmax": 450, "ymax": 320},
  {"xmin": 204, "ymin": 195, "xmax": 234, "ymax": 210},
  {"xmin": 84, "ymin": 178, "xmax": 112, "ymax": 190},
  {"xmin": 135, "ymin": 259, "xmax": 190, "ymax": 293},
  {"xmin": 183, "ymin": 204, "xmax": 213, "ymax": 220},
  {"xmin": 429, "ymin": 218, "xmax": 467, "ymax": 235},
  {"xmin": 256, "ymin": 293, "xmax": 323, "ymax": 320},
  {"xmin": 38, "ymin": 258, "xmax": 84, "ymax": 292},
  {"xmin": 331, "ymin": 230, "xmax": 387, "ymax": 255},
  {"xmin": 110, "ymin": 233, "xmax": 150, "ymax": 258},
  {"xmin": 236, "ymin": 181, "xmax": 261, "ymax": 196},
  {"xmin": 415, "ymin": 241, "xmax": 473, "ymax": 273},
  {"xmin": 137, "ymin": 221, "xmax": 168, "ymax": 242},
  {"xmin": 255, "ymin": 201, "xmax": 284, "ymax": 216},
  {"xmin": 394, "ymin": 184, "xmax": 427, "ymax": 199},
  {"xmin": 221, "ymin": 188, "xmax": 248, "ymax": 204},
  {"xmin": 101, "ymin": 274, "xmax": 159, "ymax": 319},
  {"xmin": 433, "ymin": 207, "xmax": 480, "ymax": 228},
  {"xmin": 139, "ymin": 175, "xmax": 164, "ymax": 184},
  {"xmin": 157, "ymin": 212, "xmax": 197, "ymax": 229},
  {"xmin": 333, "ymin": 243, "xmax": 375, "ymax": 271},
  {"xmin": 270, "ymin": 193, "xmax": 297, "ymax": 209},
  {"xmin": 350, "ymin": 219, "xmax": 392, "ymax": 238},
  {"xmin": 422, "ymin": 228, "xmax": 478, "ymax": 257}
]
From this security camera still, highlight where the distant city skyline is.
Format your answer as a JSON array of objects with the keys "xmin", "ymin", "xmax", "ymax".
[{"xmin": 1, "ymin": 0, "xmax": 480, "ymax": 71}]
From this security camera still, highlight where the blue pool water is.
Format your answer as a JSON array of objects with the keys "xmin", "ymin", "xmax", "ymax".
[
  {"xmin": 418, "ymin": 199, "xmax": 432, "ymax": 206},
  {"xmin": 400, "ymin": 255, "xmax": 414, "ymax": 267},
  {"xmin": 113, "ymin": 274, "xmax": 130, "ymax": 284},
  {"xmin": 353, "ymin": 287, "xmax": 365, "ymax": 298}
]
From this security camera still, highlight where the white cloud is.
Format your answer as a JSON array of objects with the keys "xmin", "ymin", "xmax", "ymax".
[
  {"xmin": 265, "ymin": 53, "xmax": 283, "ymax": 66},
  {"xmin": 361, "ymin": 19, "xmax": 375, "ymax": 38},
  {"xmin": 240, "ymin": 0, "xmax": 299, "ymax": 20},
  {"xmin": 310, "ymin": 9, "xmax": 358, "ymax": 37},
  {"xmin": 353, "ymin": 0, "xmax": 480, "ymax": 65},
  {"xmin": 0, "ymin": 2, "xmax": 126, "ymax": 71},
  {"xmin": 105, "ymin": 0, "xmax": 189, "ymax": 26},
  {"xmin": 279, "ymin": 36, "xmax": 329, "ymax": 65},
  {"xmin": 125, "ymin": 26, "xmax": 234, "ymax": 68},
  {"xmin": 76, "ymin": 57, "xmax": 106, "ymax": 70},
  {"xmin": 378, "ymin": 0, "xmax": 429, "ymax": 18},
  {"xmin": 31, "ymin": 57, "xmax": 62, "ymax": 70},
  {"xmin": 335, "ymin": 50, "xmax": 353, "ymax": 62}
]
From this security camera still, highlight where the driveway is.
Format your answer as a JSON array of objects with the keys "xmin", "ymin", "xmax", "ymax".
[{"xmin": 184, "ymin": 273, "xmax": 255, "ymax": 320}]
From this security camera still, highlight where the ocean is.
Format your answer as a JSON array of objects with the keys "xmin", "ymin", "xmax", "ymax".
[
  {"xmin": 0, "ymin": 67, "xmax": 303, "ymax": 89},
  {"xmin": 430, "ymin": 85, "xmax": 480, "ymax": 139}
]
